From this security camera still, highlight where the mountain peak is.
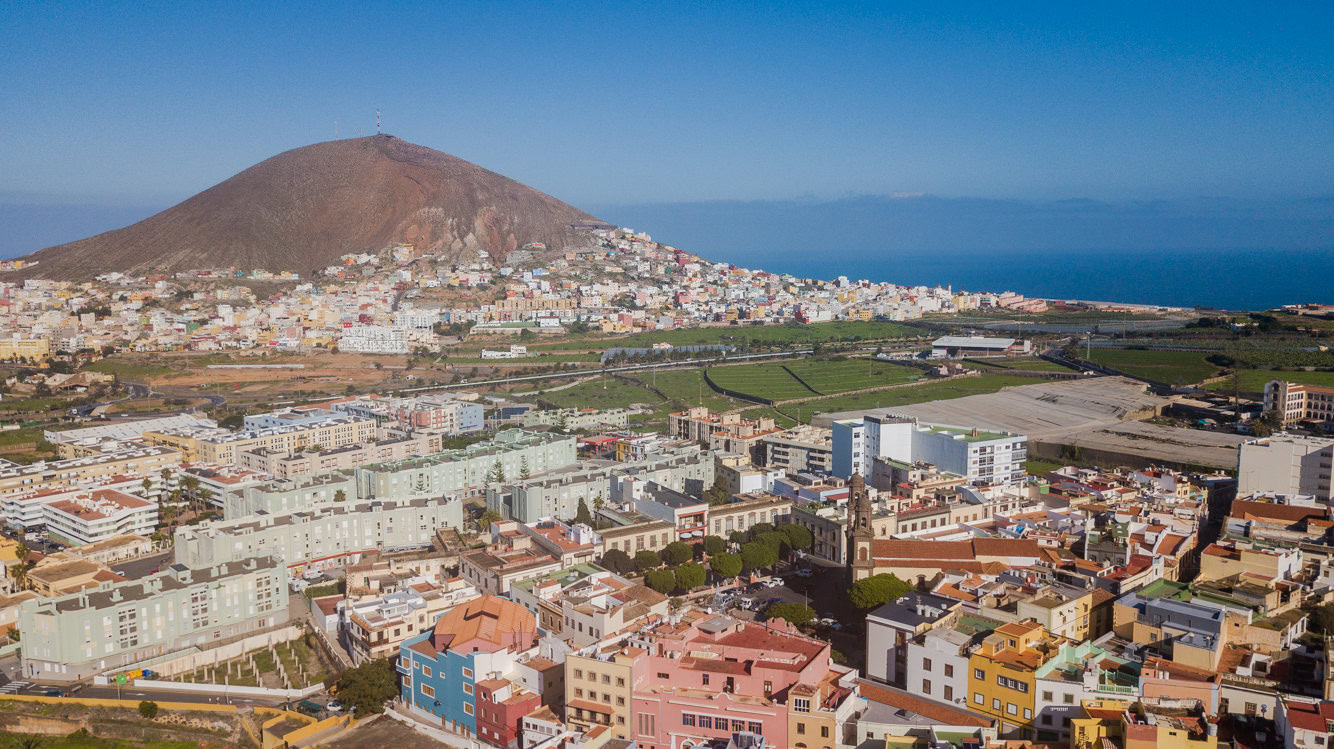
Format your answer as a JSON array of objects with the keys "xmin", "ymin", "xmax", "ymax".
[{"xmin": 15, "ymin": 137, "xmax": 602, "ymax": 279}]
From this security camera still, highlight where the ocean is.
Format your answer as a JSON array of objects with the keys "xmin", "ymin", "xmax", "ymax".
[{"xmin": 712, "ymin": 247, "xmax": 1334, "ymax": 311}]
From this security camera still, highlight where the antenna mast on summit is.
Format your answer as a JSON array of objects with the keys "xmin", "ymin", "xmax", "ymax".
[{"xmin": 376, "ymin": 109, "xmax": 381, "ymax": 134}]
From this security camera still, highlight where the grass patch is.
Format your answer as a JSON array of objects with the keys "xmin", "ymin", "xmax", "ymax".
[
  {"xmin": 804, "ymin": 374, "xmax": 1044, "ymax": 419},
  {"xmin": 523, "ymin": 377, "xmax": 660, "ymax": 411},
  {"xmin": 1084, "ymin": 349, "xmax": 1220, "ymax": 385},
  {"xmin": 707, "ymin": 363, "xmax": 817, "ymax": 401},
  {"xmin": 1025, "ymin": 459, "xmax": 1065, "ymax": 475},
  {"xmin": 83, "ymin": 357, "xmax": 175, "ymax": 379},
  {"xmin": 962, "ymin": 357, "xmax": 1073, "ymax": 372},
  {"xmin": 784, "ymin": 359, "xmax": 921, "ymax": 394},
  {"xmin": 616, "ymin": 321, "xmax": 921, "ymax": 347},
  {"xmin": 1205, "ymin": 368, "xmax": 1334, "ymax": 394}
]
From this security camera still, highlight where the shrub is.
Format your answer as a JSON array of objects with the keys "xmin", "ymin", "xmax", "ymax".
[{"xmin": 138, "ymin": 700, "xmax": 159, "ymax": 719}]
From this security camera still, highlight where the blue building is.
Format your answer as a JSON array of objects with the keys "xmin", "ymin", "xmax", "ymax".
[{"xmin": 399, "ymin": 595, "xmax": 539, "ymax": 738}]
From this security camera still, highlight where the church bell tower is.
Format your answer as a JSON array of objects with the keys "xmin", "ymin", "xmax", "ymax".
[{"xmin": 847, "ymin": 472, "xmax": 875, "ymax": 582}]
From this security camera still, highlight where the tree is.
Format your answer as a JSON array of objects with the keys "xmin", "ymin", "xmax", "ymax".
[
  {"xmin": 519, "ymin": 456, "xmax": 531, "ymax": 481},
  {"xmin": 141, "ymin": 477, "xmax": 153, "ymax": 497},
  {"xmin": 598, "ymin": 549, "xmax": 635, "ymax": 575},
  {"xmin": 675, "ymin": 562, "xmax": 706, "ymax": 591},
  {"xmin": 479, "ymin": 509, "xmax": 502, "ymax": 529},
  {"xmin": 848, "ymin": 573, "xmax": 913, "ymax": 610},
  {"xmin": 778, "ymin": 523, "xmax": 813, "ymax": 552},
  {"xmin": 138, "ymin": 700, "xmax": 159, "ymax": 719},
  {"xmin": 488, "ymin": 459, "xmax": 506, "ymax": 485},
  {"xmin": 333, "ymin": 489, "xmax": 347, "ymax": 502},
  {"xmin": 709, "ymin": 552, "xmax": 743, "ymax": 580},
  {"xmin": 336, "ymin": 657, "xmax": 399, "ymax": 715},
  {"xmin": 196, "ymin": 487, "xmax": 215, "ymax": 512},
  {"xmin": 764, "ymin": 602, "xmax": 815, "ymax": 627},
  {"xmin": 740, "ymin": 541, "xmax": 778, "ymax": 572},
  {"xmin": 662, "ymin": 541, "xmax": 693, "ymax": 566},
  {"xmin": 1308, "ymin": 602, "xmax": 1334, "ymax": 635},
  {"xmin": 702, "ymin": 535, "xmax": 727, "ymax": 557},
  {"xmin": 644, "ymin": 569, "xmax": 676, "ymax": 594},
  {"xmin": 634, "ymin": 550, "xmax": 662, "ymax": 571},
  {"xmin": 705, "ymin": 477, "xmax": 731, "ymax": 506},
  {"xmin": 747, "ymin": 522, "xmax": 776, "ymax": 539},
  {"xmin": 575, "ymin": 498, "xmax": 594, "ymax": 526},
  {"xmin": 728, "ymin": 530, "xmax": 748, "ymax": 546}
]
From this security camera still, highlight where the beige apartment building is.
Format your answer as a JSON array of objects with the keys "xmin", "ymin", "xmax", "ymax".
[
  {"xmin": 565, "ymin": 645, "xmax": 640, "ymax": 740},
  {"xmin": 237, "ymin": 433, "xmax": 436, "ymax": 478},
  {"xmin": 1266, "ymin": 380, "xmax": 1334, "ymax": 426},
  {"xmin": 706, "ymin": 493, "xmax": 794, "ymax": 537},
  {"xmin": 597, "ymin": 519, "xmax": 674, "ymax": 556},
  {"xmin": 0, "ymin": 443, "xmax": 181, "ymax": 498},
  {"xmin": 145, "ymin": 416, "xmax": 377, "ymax": 465}
]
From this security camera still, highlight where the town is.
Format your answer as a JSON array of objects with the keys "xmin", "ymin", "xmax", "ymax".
[{"xmin": 1, "ymin": 246, "xmax": 1334, "ymax": 748}]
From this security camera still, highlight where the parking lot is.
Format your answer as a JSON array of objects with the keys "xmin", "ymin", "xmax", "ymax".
[{"xmin": 707, "ymin": 560, "xmax": 866, "ymax": 663}]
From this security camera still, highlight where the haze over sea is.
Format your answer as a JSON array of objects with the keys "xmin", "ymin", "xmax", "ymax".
[{"xmin": 699, "ymin": 246, "xmax": 1334, "ymax": 312}]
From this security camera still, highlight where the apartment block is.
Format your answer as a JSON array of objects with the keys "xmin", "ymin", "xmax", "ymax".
[
  {"xmin": 42, "ymin": 489, "xmax": 157, "ymax": 546},
  {"xmin": 834, "ymin": 414, "xmax": 1026, "ymax": 485},
  {"xmin": 174, "ymin": 496, "xmax": 463, "ymax": 571},
  {"xmin": 221, "ymin": 471, "xmax": 359, "ymax": 520},
  {"xmin": 237, "ymin": 433, "xmax": 437, "ymax": 479},
  {"xmin": 759, "ymin": 425, "xmax": 834, "ymax": 473},
  {"xmin": 0, "ymin": 442, "xmax": 181, "ymax": 498},
  {"xmin": 146, "ymin": 416, "xmax": 377, "ymax": 465},
  {"xmin": 522, "ymin": 407, "xmax": 629, "ymax": 431},
  {"xmin": 19, "ymin": 556, "xmax": 288, "ymax": 682},
  {"xmin": 356, "ymin": 430, "xmax": 576, "ymax": 500},
  {"xmin": 1237, "ymin": 434, "xmax": 1334, "ymax": 501},
  {"xmin": 344, "ymin": 578, "xmax": 480, "ymax": 664}
]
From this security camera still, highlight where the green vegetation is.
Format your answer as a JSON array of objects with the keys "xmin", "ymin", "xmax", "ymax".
[
  {"xmin": 764, "ymin": 602, "xmax": 816, "ymax": 627},
  {"xmin": 848, "ymin": 573, "xmax": 914, "ymax": 610},
  {"xmin": 628, "ymin": 369, "xmax": 736, "ymax": 413},
  {"xmin": 783, "ymin": 359, "xmax": 921, "ymax": 393},
  {"xmin": 138, "ymin": 700, "xmax": 159, "ymax": 719},
  {"xmin": 707, "ymin": 363, "xmax": 816, "ymax": 401},
  {"xmin": 1205, "ymin": 368, "xmax": 1334, "ymax": 394},
  {"xmin": 617, "ymin": 320, "xmax": 921, "ymax": 347},
  {"xmin": 1024, "ymin": 459, "xmax": 1064, "ymax": 476},
  {"xmin": 336, "ymin": 657, "xmax": 399, "ymax": 715},
  {"xmin": 739, "ymin": 407, "xmax": 799, "ymax": 429},
  {"xmin": 525, "ymin": 376, "xmax": 657, "ymax": 411},
  {"xmin": 83, "ymin": 357, "xmax": 174, "ymax": 379},
  {"xmin": 961, "ymin": 356, "xmax": 1072, "ymax": 372},
  {"xmin": 1083, "ymin": 349, "xmax": 1220, "ymax": 385},
  {"xmin": 798, "ymin": 374, "xmax": 1041, "ymax": 418}
]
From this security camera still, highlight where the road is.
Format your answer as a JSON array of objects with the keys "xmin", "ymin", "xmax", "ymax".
[{"xmin": 111, "ymin": 550, "xmax": 173, "ymax": 580}]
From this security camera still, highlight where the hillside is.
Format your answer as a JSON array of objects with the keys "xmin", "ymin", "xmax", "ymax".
[{"xmin": 13, "ymin": 135, "xmax": 605, "ymax": 279}]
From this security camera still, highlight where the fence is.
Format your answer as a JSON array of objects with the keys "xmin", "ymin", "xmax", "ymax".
[
  {"xmin": 123, "ymin": 678, "xmax": 326, "ymax": 701},
  {"xmin": 136, "ymin": 624, "xmax": 305, "ymax": 678}
]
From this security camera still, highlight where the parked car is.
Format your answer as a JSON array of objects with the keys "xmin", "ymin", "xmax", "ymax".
[
  {"xmin": 763, "ymin": 578, "xmax": 783, "ymax": 588},
  {"xmin": 42, "ymin": 689, "xmax": 62, "ymax": 697},
  {"xmin": 793, "ymin": 568, "xmax": 814, "ymax": 578},
  {"xmin": 326, "ymin": 700, "xmax": 344, "ymax": 713}
]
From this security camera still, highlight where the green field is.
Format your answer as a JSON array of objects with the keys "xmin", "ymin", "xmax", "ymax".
[
  {"xmin": 1024, "ymin": 459, "xmax": 1065, "ymax": 475},
  {"xmin": 962, "ymin": 357, "xmax": 1073, "ymax": 373},
  {"xmin": 1205, "ymin": 368, "xmax": 1334, "ymax": 394},
  {"xmin": 1085, "ymin": 349, "xmax": 1220, "ymax": 384},
  {"xmin": 707, "ymin": 363, "xmax": 817, "ymax": 401},
  {"xmin": 83, "ymin": 357, "xmax": 175, "ymax": 379},
  {"xmin": 784, "ymin": 359, "xmax": 922, "ymax": 393},
  {"xmin": 617, "ymin": 320, "xmax": 921, "ymax": 347},
  {"xmin": 804, "ymin": 374, "xmax": 1043, "ymax": 417},
  {"xmin": 627, "ymin": 369, "xmax": 738, "ymax": 414},
  {"xmin": 523, "ymin": 376, "xmax": 659, "ymax": 411}
]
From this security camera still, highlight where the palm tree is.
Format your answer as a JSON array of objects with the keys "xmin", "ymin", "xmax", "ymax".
[
  {"xmin": 9, "ymin": 563, "xmax": 28, "ymax": 591},
  {"xmin": 196, "ymin": 487, "xmax": 215, "ymax": 513},
  {"xmin": 141, "ymin": 477, "xmax": 153, "ymax": 497}
]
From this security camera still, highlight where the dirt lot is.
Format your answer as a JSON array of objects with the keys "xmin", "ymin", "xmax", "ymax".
[{"xmin": 319, "ymin": 714, "xmax": 453, "ymax": 749}]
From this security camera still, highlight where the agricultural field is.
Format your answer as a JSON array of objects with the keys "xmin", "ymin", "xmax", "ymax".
[
  {"xmin": 1084, "ymin": 349, "xmax": 1221, "ymax": 385},
  {"xmin": 784, "ymin": 359, "xmax": 922, "ymax": 393},
  {"xmin": 1205, "ymin": 368, "xmax": 1334, "ymax": 394},
  {"xmin": 618, "ymin": 320, "xmax": 922, "ymax": 348},
  {"xmin": 521, "ymin": 376, "xmax": 660, "ymax": 412},
  {"xmin": 806, "ymin": 374, "xmax": 1044, "ymax": 418},
  {"xmin": 962, "ymin": 357, "xmax": 1074, "ymax": 373},
  {"xmin": 706, "ymin": 363, "xmax": 817, "ymax": 402},
  {"xmin": 627, "ymin": 369, "xmax": 737, "ymax": 414}
]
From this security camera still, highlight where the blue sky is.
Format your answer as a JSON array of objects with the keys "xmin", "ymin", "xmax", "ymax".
[{"xmin": 2, "ymin": 0, "xmax": 1331, "ymax": 210}]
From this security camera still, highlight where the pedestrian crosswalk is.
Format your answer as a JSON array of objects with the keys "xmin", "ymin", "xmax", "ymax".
[{"xmin": 0, "ymin": 681, "xmax": 31, "ymax": 694}]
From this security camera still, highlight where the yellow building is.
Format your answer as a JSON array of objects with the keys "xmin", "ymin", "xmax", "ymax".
[
  {"xmin": 565, "ymin": 646, "xmax": 641, "ymax": 740},
  {"xmin": 968, "ymin": 621, "xmax": 1061, "ymax": 740},
  {"xmin": 0, "ymin": 336, "xmax": 51, "ymax": 362},
  {"xmin": 1017, "ymin": 586, "xmax": 1093, "ymax": 642},
  {"xmin": 1070, "ymin": 699, "xmax": 1217, "ymax": 749}
]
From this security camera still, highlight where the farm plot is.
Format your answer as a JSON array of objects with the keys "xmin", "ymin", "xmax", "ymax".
[{"xmin": 784, "ymin": 359, "xmax": 921, "ymax": 394}]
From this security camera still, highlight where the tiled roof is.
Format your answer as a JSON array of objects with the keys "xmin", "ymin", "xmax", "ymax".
[{"xmin": 858, "ymin": 680, "xmax": 993, "ymax": 727}]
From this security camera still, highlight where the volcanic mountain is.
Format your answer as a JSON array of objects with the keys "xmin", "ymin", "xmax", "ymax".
[{"xmin": 15, "ymin": 135, "xmax": 606, "ymax": 279}]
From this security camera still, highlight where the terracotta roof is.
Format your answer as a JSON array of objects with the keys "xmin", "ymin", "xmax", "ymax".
[
  {"xmin": 1284, "ymin": 699, "xmax": 1334, "ymax": 733},
  {"xmin": 430, "ymin": 594, "xmax": 537, "ymax": 653},
  {"xmin": 1231, "ymin": 499, "xmax": 1327, "ymax": 523},
  {"xmin": 858, "ymin": 680, "xmax": 993, "ymax": 728}
]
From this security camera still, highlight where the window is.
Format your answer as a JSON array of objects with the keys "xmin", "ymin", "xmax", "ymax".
[
  {"xmin": 702, "ymin": 674, "xmax": 710, "ymax": 685},
  {"xmin": 922, "ymin": 680, "xmax": 931, "ymax": 695},
  {"xmin": 683, "ymin": 714, "xmax": 696, "ymax": 727},
  {"xmin": 1063, "ymin": 694, "xmax": 1074, "ymax": 705},
  {"xmin": 922, "ymin": 658, "xmax": 932, "ymax": 672},
  {"xmin": 602, "ymin": 674, "xmax": 610, "ymax": 684},
  {"xmin": 748, "ymin": 722, "xmax": 762, "ymax": 733},
  {"xmin": 944, "ymin": 686, "xmax": 953, "ymax": 701},
  {"xmin": 657, "ymin": 672, "xmax": 669, "ymax": 679},
  {"xmin": 993, "ymin": 698, "xmax": 1001, "ymax": 710},
  {"xmin": 974, "ymin": 668, "xmax": 985, "ymax": 680},
  {"xmin": 617, "ymin": 677, "xmax": 625, "ymax": 687},
  {"xmin": 575, "ymin": 688, "xmax": 584, "ymax": 698},
  {"xmin": 732, "ymin": 720, "xmax": 747, "ymax": 732},
  {"xmin": 464, "ymin": 703, "xmax": 474, "ymax": 716},
  {"xmin": 574, "ymin": 669, "xmax": 583, "ymax": 679},
  {"xmin": 821, "ymin": 726, "xmax": 829, "ymax": 738},
  {"xmin": 421, "ymin": 684, "xmax": 435, "ymax": 698},
  {"xmin": 422, "ymin": 665, "xmax": 432, "ymax": 678},
  {"xmin": 699, "ymin": 716, "xmax": 713, "ymax": 729},
  {"xmin": 974, "ymin": 693, "xmax": 984, "ymax": 705},
  {"xmin": 1024, "ymin": 708, "xmax": 1033, "ymax": 719},
  {"xmin": 1007, "ymin": 703, "xmax": 1018, "ymax": 715},
  {"xmin": 464, "ymin": 683, "xmax": 474, "ymax": 695},
  {"xmin": 944, "ymin": 664, "xmax": 954, "ymax": 678},
  {"xmin": 462, "ymin": 667, "xmax": 474, "ymax": 679},
  {"xmin": 794, "ymin": 697, "xmax": 810, "ymax": 713},
  {"xmin": 1042, "ymin": 691, "xmax": 1053, "ymax": 702},
  {"xmin": 797, "ymin": 723, "xmax": 806, "ymax": 735}
]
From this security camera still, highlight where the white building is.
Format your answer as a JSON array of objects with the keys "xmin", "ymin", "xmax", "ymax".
[
  {"xmin": 833, "ymin": 414, "xmax": 1026, "ymax": 485},
  {"xmin": 339, "ymin": 325, "xmax": 409, "ymax": 354},
  {"xmin": 1237, "ymin": 433, "xmax": 1334, "ymax": 501},
  {"xmin": 42, "ymin": 489, "xmax": 157, "ymax": 545}
]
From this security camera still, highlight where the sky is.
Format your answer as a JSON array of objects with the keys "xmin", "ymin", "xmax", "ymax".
[{"xmin": 1, "ymin": 1, "xmax": 1333, "ymax": 259}]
